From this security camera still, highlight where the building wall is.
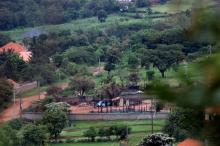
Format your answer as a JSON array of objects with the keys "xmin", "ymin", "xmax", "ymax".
[
  {"xmin": 22, "ymin": 112, "xmax": 169, "ymax": 121},
  {"xmin": 15, "ymin": 81, "xmax": 38, "ymax": 94}
]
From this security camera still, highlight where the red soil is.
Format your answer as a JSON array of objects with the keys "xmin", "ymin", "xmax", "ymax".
[
  {"xmin": 70, "ymin": 103, "xmax": 151, "ymax": 114},
  {"xmin": 0, "ymin": 83, "xmax": 69, "ymax": 123},
  {"xmin": 0, "ymin": 92, "xmax": 46, "ymax": 123}
]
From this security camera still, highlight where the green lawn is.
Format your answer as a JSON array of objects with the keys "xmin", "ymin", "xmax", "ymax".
[
  {"xmin": 50, "ymin": 142, "xmax": 115, "ymax": 146},
  {"xmin": 50, "ymin": 120, "xmax": 165, "ymax": 146}
]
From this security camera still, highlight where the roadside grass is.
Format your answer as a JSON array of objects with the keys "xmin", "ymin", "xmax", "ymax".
[{"xmin": 18, "ymin": 79, "xmax": 69, "ymax": 97}]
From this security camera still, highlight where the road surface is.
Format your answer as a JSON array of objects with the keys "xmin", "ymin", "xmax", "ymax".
[{"xmin": 0, "ymin": 83, "xmax": 68, "ymax": 123}]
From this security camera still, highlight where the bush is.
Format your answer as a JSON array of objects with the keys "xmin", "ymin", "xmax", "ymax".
[
  {"xmin": 146, "ymin": 70, "xmax": 155, "ymax": 81},
  {"xmin": 98, "ymin": 127, "xmax": 111, "ymax": 140},
  {"xmin": 8, "ymin": 118, "xmax": 24, "ymax": 130},
  {"xmin": 156, "ymin": 102, "xmax": 164, "ymax": 112},
  {"xmin": 0, "ymin": 125, "xmax": 18, "ymax": 146},
  {"xmin": 47, "ymin": 86, "xmax": 63, "ymax": 97},
  {"xmin": 138, "ymin": 133, "xmax": 174, "ymax": 146},
  {"xmin": 19, "ymin": 124, "xmax": 49, "ymax": 146},
  {"xmin": 83, "ymin": 127, "xmax": 97, "ymax": 142},
  {"xmin": 115, "ymin": 125, "xmax": 131, "ymax": 140}
]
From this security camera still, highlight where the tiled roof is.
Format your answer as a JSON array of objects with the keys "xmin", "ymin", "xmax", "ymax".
[
  {"xmin": 0, "ymin": 42, "xmax": 32, "ymax": 62},
  {"xmin": 0, "ymin": 42, "xmax": 26, "ymax": 53},
  {"xmin": 178, "ymin": 139, "xmax": 203, "ymax": 146}
]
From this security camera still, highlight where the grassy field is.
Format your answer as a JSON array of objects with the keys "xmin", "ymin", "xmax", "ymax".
[
  {"xmin": 151, "ymin": 0, "xmax": 193, "ymax": 14},
  {"xmin": 151, "ymin": 0, "xmax": 218, "ymax": 14},
  {"xmin": 1, "ymin": 15, "xmax": 148, "ymax": 42},
  {"xmin": 49, "ymin": 120, "xmax": 165, "ymax": 146},
  {"xmin": 1, "ymin": 5, "xmax": 177, "ymax": 42}
]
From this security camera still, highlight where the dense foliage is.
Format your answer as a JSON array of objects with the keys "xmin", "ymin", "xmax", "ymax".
[
  {"xmin": 42, "ymin": 102, "xmax": 70, "ymax": 141},
  {"xmin": 0, "ymin": 51, "xmax": 27, "ymax": 81},
  {"xmin": 19, "ymin": 124, "xmax": 48, "ymax": 146},
  {"xmin": 0, "ymin": 78, "xmax": 13, "ymax": 110},
  {"xmin": 163, "ymin": 107, "xmax": 204, "ymax": 142},
  {"xmin": 0, "ymin": 0, "xmax": 119, "ymax": 30},
  {"xmin": 83, "ymin": 125, "xmax": 131, "ymax": 142}
]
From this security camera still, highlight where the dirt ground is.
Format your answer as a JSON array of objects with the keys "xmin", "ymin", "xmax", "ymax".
[
  {"xmin": 0, "ymin": 83, "xmax": 69, "ymax": 123},
  {"xmin": 0, "ymin": 92, "xmax": 46, "ymax": 123},
  {"xmin": 70, "ymin": 103, "xmax": 151, "ymax": 114}
]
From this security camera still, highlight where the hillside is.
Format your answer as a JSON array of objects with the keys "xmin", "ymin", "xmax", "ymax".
[{"xmin": 1, "ymin": 0, "xmax": 220, "ymax": 146}]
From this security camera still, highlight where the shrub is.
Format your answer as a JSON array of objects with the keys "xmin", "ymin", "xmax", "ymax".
[
  {"xmin": 19, "ymin": 124, "xmax": 49, "ymax": 146},
  {"xmin": 115, "ymin": 125, "xmax": 131, "ymax": 140},
  {"xmin": 83, "ymin": 127, "xmax": 97, "ymax": 142},
  {"xmin": 156, "ymin": 102, "xmax": 164, "ymax": 112},
  {"xmin": 146, "ymin": 70, "xmax": 155, "ymax": 81},
  {"xmin": 43, "ymin": 102, "xmax": 70, "ymax": 141},
  {"xmin": 138, "ymin": 133, "xmax": 174, "ymax": 146},
  {"xmin": 8, "ymin": 118, "xmax": 24, "ymax": 130},
  {"xmin": 47, "ymin": 86, "xmax": 63, "ymax": 97}
]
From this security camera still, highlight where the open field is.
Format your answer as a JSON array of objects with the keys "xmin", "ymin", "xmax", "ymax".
[
  {"xmin": 1, "ymin": 15, "xmax": 147, "ymax": 42},
  {"xmin": 151, "ymin": 0, "xmax": 218, "ymax": 14},
  {"xmin": 50, "ymin": 120, "xmax": 165, "ymax": 146}
]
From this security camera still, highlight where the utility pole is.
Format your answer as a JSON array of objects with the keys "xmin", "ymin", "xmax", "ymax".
[
  {"xmin": 151, "ymin": 96, "xmax": 154, "ymax": 134},
  {"xmin": 13, "ymin": 88, "xmax": 16, "ymax": 118},
  {"xmin": 99, "ymin": 57, "xmax": 101, "ymax": 72},
  {"xmin": 38, "ymin": 80, "xmax": 40, "ymax": 100},
  {"xmin": 19, "ymin": 95, "xmax": 22, "ymax": 118},
  {"xmin": 184, "ymin": 60, "xmax": 188, "ymax": 78},
  {"xmin": 208, "ymin": 45, "xmax": 212, "ymax": 56}
]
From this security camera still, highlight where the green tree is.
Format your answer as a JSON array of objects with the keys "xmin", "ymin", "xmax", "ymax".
[
  {"xmin": 70, "ymin": 76, "xmax": 95, "ymax": 97},
  {"xmin": 20, "ymin": 124, "xmax": 48, "ymax": 146},
  {"xmin": 128, "ymin": 54, "xmax": 140, "ymax": 69},
  {"xmin": 163, "ymin": 108, "xmax": 204, "ymax": 142},
  {"xmin": 0, "ymin": 33, "xmax": 11, "ymax": 46},
  {"xmin": 42, "ymin": 102, "xmax": 69, "ymax": 141},
  {"xmin": 46, "ymin": 86, "xmax": 63, "ymax": 97},
  {"xmin": 83, "ymin": 127, "xmax": 97, "ymax": 142},
  {"xmin": 128, "ymin": 71, "xmax": 140, "ymax": 86},
  {"xmin": 146, "ymin": 70, "xmax": 155, "ymax": 81},
  {"xmin": 0, "ymin": 51, "xmax": 28, "ymax": 81},
  {"xmin": 150, "ymin": 45, "xmax": 184, "ymax": 78},
  {"xmin": 135, "ymin": 0, "xmax": 150, "ymax": 8},
  {"xmin": 147, "ymin": 7, "xmax": 153, "ymax": 15},
  {"xmin": 0, "ymin": 125, "xmax": 18, "ymax": 146},
  {"xmin": 104, "ymin": 47, "xmax": 121, "ymax": 73},
  {"xmin": 100, "ymin": 81, "xmax": 122, "ymax": 99},
  {"xmin": 97, "ymin": 9, "xmax": 108, "ymax": 22},
  {"xmin": 0, "ymin": 78, "xmax": 13, "ymax": 110},
  {"xmin": 8, "ymin": 118, "xmax": 24, "ymax": 130}
]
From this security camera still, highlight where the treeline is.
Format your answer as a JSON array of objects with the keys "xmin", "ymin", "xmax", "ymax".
[
  {"xmin": 0, "ymin": 0, "xmax": 120, "ymax": 30},
  {"xmin": 0, "ymin": 0, "xmax": 170, "ymax": 31},
  {"xmin": 0, "ymin": 16, "xmax": 213, "ymax": 84}
]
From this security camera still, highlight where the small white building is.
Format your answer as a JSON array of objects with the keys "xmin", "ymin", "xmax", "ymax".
[{"xmin": 117, "ymin": 0, "xmax": 133, "ymax": 3}]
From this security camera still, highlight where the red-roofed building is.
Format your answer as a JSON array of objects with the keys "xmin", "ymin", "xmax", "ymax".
[
  {"xmin": 0, "ymin": 42, "xmax": 32, "ymax": 62},
  {"xmin": 178, "ymin": 139, "xmax": 204, "ymax": 146}
]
